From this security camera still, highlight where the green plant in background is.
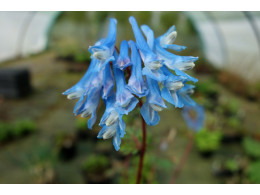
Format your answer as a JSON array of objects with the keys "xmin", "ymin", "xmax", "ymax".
[
  {"xmin": 196, "ymin": 79, "xmax": 219, "ymax": 100},
  {"xmin": 225, "ymin": 159, "xmax": 240, "ymax": 173},
  {"xmin": 81, "ymin": 155, "xmax": 110, "ymax": 175},
  {"xmin": 195, "ymin": 128, "xmax": 222, "ymax": 153},
  {"xmin": 120, "ymin": 127, "xmax": 152, "ymax": 156},
  {"xmin": 122, "ymin": 108, "xmax": 140, "ymax": 126},
  {"xmin": 218, "ymin": 98, "xmax": 240, "ymax": 117},
  {"xmin": 120, "ymin": 127, "xmax": 142, "ymax": 155},
  {"xmin": 0, "ymin": 121, "xmax": 12, "ymax": 142},
  {"xmin": 247, "ymin": 161, "xmax": 260, "ymax": 183},
  {"xmin": 120, "ymin": 154, "xmax": 158, "ymax": 184},
  {"xmin": 76, "ymin": 117, "xmax": 88, "ymax": 131},
  {"xmin": 226, "ymin": 117, "xmax": 241, "ymax": 129},
  {"xmin": 243, "ymin": 137, "xmax": 260, "ymax": 159},
  {"xmin": 74, "ymin": 51, "xmax": 91, "ymax": 63},
  {"xmin": 13, "ymin": 119, "xmax": 37, "ymax": 137},
  {"xmin": 0, "ymin": 119, "xmax": 36, "ymax": 142}
]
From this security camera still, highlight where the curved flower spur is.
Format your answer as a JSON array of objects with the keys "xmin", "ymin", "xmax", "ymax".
[{"xmin": 63, "ymin": 16, "xmax": 204, "ymax": 151}]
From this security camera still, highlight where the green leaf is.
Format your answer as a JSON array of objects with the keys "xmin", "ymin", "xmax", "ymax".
[
  {"xmin": 243, "ymin": 137, "xmax": 260, "ymax": 159},
  {"xmin": 247, "ymin": 161, "xmax": 260, "ymax": 183}
]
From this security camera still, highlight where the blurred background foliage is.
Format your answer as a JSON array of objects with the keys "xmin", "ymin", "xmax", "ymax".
[{"xmin": 1, "ymin": 11, "xmax": 260, "ymax": 184}]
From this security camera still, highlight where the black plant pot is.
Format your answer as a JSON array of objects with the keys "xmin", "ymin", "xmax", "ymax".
[
  {"xmin": 58, "ymin": 136, "xmax": 77, "ymax": 161},
  {"xmin": 221, "ymin": 133, "xmax": 243, "ymax": 144},
  {"xmin": 199, "ymin": 151, "xmax": 214, "ymax": 158},
  {"xmin": 76, "ymin": 128, "xmax": 98, "ymax": 142}
]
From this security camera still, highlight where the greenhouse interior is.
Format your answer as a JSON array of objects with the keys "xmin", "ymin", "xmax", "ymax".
[{"xmin": 0, "ymin": 11, "xmax": 260, "ymax": 184}]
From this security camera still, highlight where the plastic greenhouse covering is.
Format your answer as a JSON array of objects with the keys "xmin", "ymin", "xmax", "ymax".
[
  {"xmin": 0, "ymin": 11, "xmax": 60, "ymax": 62},
  {"xmin": 0, "ymin": 11, "xmax": 259, "ymax": 81}
]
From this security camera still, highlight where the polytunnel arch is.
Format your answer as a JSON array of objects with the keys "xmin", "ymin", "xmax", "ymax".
[
  {"xmin": 1, "ymin": 11, "xmax": 260, "ymax": 82},
  {"xmin": 0, "ymin": 11, "xmax": 60, "ymax": 62},
  {"xmin": 184, "ymin": 11, "xmax": 260, "ymax": 82}
]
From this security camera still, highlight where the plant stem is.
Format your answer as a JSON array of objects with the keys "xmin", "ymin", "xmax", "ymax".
[
  {"xmin": 136, "ymin": 99, "xmax": 146, "ymax": 184},
  {"xmin": 114, "ymin": 45, "xmax": 146, "ymax": 184}
]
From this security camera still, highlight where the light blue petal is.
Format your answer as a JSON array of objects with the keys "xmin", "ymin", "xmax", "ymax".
[
  {"xmin": 116, "ymin": 96, "xmax": 139, "ymax": 115},
  {"xmin": 140, "ymin": 102, "xmax": 160, "ymax": 126},
  {"xmin": 126, "ymin": 40, "xmax": 149, "ymax": 97},
  {"xmin": 118, "ymin": 114, "xmax": 126, "ymax": 137},
  {"xmin": 76, "ymin": 87, "xmax": 102, "ymax": 129},
  {"xmin": 102, "ymin": 62, "xmax": 115, "ymax": 99},
  {"xmin": 89, "ymin": 18, "xmax": 117, "ymax": 60},
  {"xmin": 129, "ymin": 16, "xmax": 161, "ymax": 70},
  {"xmin": 88, "ymin": 111, "xmax": 97, "ymax": 129},
  {"xmin": 103, "ymin": 18, "xmax": 117, "ymax": 47},
  {"xmin": 161, "ymin": 87, "xmax": 183, "ymax": 108},
  {"xmin": 129, "ymin": 16, "xmax": 152, "ymax": 55},
  {"xmin": 174, "ymin": 68, "xmax": 198, "ymax": 83},
  {"xmin": 115, "ymin": 40, "xmax": 132, "ymax": 70},
  {"xmin": 142, "ymin": 67, "xmax": 168, "ymax": 82},
  {"xmin": 113, "ymin": 128, "xmax": 121, "ymax": 151},
  {"xmin": 178, "ymin": 84, "xmax": 197, "ymax": 107},
  {"xmin": 146, "ymin": 76, "xmax": 167, "ymax": 108},
  {"xmin": 141, "ymin": 24, "xmax": 155, "ymax": 50},
  {"xmin": 178, "ymin": 94, "xmax": 196, "ymax": 107},
  {"xmin": 62, "ymin": 59, "xmax": 98, "ymax": 98},
  {"xmin": 155, "ymin": 42, "xmax": 198, "ymax": 71},
  {"xmin": 181, "ymin": 105, "xmax": 205, "ymax": 131},
  {"xmin": 163, "ymin": 44, "xmax": 187, "ymax": 52},
  {"xmin": 157, "ymin": 25, "xmax": 176, "ymax": 46},
  {"xmin": 73, "ymin": 95, "xmax": 85, "ymax": 114},
  {"xmin": 99, "ymin": 94, "xmax": 116, "ymax": 126},
  {"xmin": 113, "ymin": 62, "xmax": 138, "ymax": 114},
  {"xmin": 97, "ymin": 125, "xmax": 107, "ymax": 139}
]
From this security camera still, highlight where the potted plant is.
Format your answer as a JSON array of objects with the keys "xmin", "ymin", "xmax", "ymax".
[
  {"xmin": 75, "ymin": 117, "xmax": 98, "ymax": 141},
  {"xmin": 55, "ymin": 133, "xmax": 77, "ymax": 161},
  {"xmin": 195, "ymin": 128, "xmax": 222, "ymax": 158},
  {"xmin": 0, "ymin": 121, "xmax": 12, "ymax": 144},
  {"xmin": 12, "ymin": 119, "xmax": 37, "ymax": 138},
  {"xmin": 81, "ymin": 155, "xmax": 112, "ymax": 184},
  {"xmin": 242, "ymin": 137, "xmax": 260, "ymax": 160}
]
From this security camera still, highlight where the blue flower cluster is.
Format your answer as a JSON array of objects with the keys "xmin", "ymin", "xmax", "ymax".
[{"xmin": 63, "ymin": 16, "xmax": 201, "ymax": 151}]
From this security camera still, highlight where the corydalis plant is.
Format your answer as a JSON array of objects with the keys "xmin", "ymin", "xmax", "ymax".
[{"xmin": 63, "ymin": 16, "xmax": 202, "ymax": 151}]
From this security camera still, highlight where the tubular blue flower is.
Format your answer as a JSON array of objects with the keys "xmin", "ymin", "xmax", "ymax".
[
  {"xmin": 155, "ymin": 42, "xmax": 198, "ymax": 73},
  {"xmin": 181, "ymin": 105, "xmax": 205, "ymax": 131},
  {"xmin": 140, "ymin": 24, "xmax": 168, "ymax": 82},
  {"xmin": 129, "ymin": 16, "xmax": 164, "ymax": 73},
  {"xmin": 98, "ymin": 95, "xmax": 126, "ymax": 151},
  {"xmin": 113, "ymin": 53, "xmax": 138, "ymax": 115},
  {"xmin": 76, "ymin": 86, "xmax": 102, "ymax": 129},
  {"xmin": 160, "ymin": 66, "xmax": 197, "ymax": 107},
  {"xmin": 89, "ymin": 18, "xmax": 117, "ymax": 64},
  {"xmin": 63, "ymin": 59, "xmax": 104, "ymax": 115},
  {"xmin": 126, "ymin": 40, "xmax": 149, "ymax": 97},
  {"xmin": 62, "ymin": 58, "xmax": 98, "ymax": 100},
  {"xmin": 161, "ymin": 83, "xmax": 196, "ymax": 108},
  {"xmin": 157, "ymin": 25, "xmax": 177, "ymax": 46},
  {"xmin": 115, "ymin": 40, "xmax": 132, "ymax": 70},
  {"xmin": 141, "ymin": 24, "xmax": 198, "ymax": 82},
  {"xmin": 140, "ymin": 76, "xmax": 167, "ymax": 126},
  {"xmin": 156, "ymin": 25, "xmax": 186, "ymax": 52},
  {"xmin": 98, "ymin": 121, "xmax": 123, "ymax": 151},
  {"xmin": 67, "ymin": 59, "xmax": 104, "ymax": 128}
]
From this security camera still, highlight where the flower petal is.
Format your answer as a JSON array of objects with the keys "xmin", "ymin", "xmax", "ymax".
[
  {"xmin": 140, "ymin": 102, "xmax": 160, "ymax": 126},
  {"xmin": 115, "ymin": 40, "xmax": 132, "ymax": 70},
  {"xmin": 163, "ymin": 44, "xmax": 187, "ymax": 52},
  {"xmin": 181, "ymin": 105, "xmax": 204, "ymax": 131}
]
